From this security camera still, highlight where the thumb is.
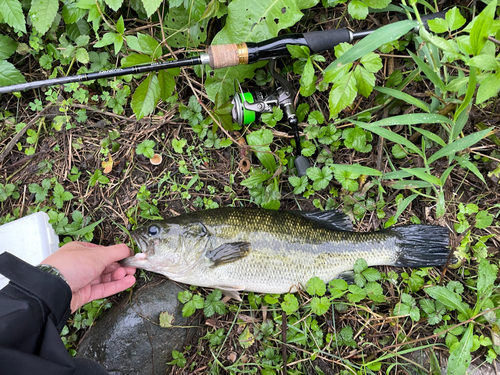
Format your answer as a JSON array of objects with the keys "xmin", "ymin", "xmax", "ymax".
[{"xmin": 95, "ymin": 244, "xmax": 132, "ymax": 265}]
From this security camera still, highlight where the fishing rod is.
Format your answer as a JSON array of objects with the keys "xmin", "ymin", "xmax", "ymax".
[{"xmin": 0, "ymin": 11, "xmax": 445, "ymax": 95}]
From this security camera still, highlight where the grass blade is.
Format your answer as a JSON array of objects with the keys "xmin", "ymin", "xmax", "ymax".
[
  {"xmin": 330, "ymin": 164, "xmax": 382, "ymax": 176},
  {"xmin": 375, "ymin": 86, "xmax": 430, "ymax": 112},
  {"xmin": 408, "ymin": 50, "xmax": 445, "ymax": 92},
  {"xmin": 401, "ymin": 167, "xmax": 443, "ymax": 186},
  {"xmin": 427, "ymin": 127, "xmax": 492, "ymax": 164},
  {"xmin": 324, "ymin": 20, "xmax": 417, "ymax": 76},
  {"xmin": 411, "ymin": 127, "xmax": 447, "ymax": 147},
  {"xmin": 352, "ymin": 120, "xmax": 422, "ymax": 156}
]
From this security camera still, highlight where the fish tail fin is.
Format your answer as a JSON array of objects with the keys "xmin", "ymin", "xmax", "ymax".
[{"xmin": 392, "ymin": 225, "xmax": 451, "ymax": 267}]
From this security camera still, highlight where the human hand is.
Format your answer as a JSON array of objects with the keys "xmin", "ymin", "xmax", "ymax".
[{"xmin": 42, "ymin": 242, "xmax": 136, "ymax": 312}]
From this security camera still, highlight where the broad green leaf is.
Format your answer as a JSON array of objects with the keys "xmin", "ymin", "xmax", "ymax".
[
  {"xmin": 300, "ymin": 58, "xmax": 315, "ymax": 97},
  {"xmin": 408, "ymin": 51, "xmax": 445, "ymax": 92},
  {"xmin": 206, "ymin": 65, "xmax": 260, "ymax": 107},
  {"xmin": 426, "ymin": 286, "xmax": 469, "ymax": 316},
  {"xmin": 427, "ymin": 128, "xmax": 492, "ymax": 164},
  {"xmin": 141, "ymin": 0, "xmax": 162, "ymax": 17},
  {"xmin": 447, "ymin": 324, "xmax": 473, "ymax": 375},
  {"xmin": 401, "ymin": 168, "xmax": 442, "ymax": 186},
  {"xmin": 477, "ymin": 258, "xmax": 497, "ymax": 301},
  {"xmin": 310, "ymin": 296, "xmax": 330, "ymax": 315},
  {"xmin": 94, "ymin": 32, "xmax": 117, "ymax": 48},
  {"xmin": 324, "ymin": 19, "xmax": 417, "ymax": 76},
  {"xmin": 348, "ymin": 0, "xmax": 368, "ymax": 20},
  {"xmin": 64, "ymin": 218, "xmax": 104, "ymax": 236},
  {"xmin": 104, "ymin": 0, "xmax": 123, "ymax": 11},
  {"xmin": 0, "ymin": 35, "xmax": 17, "ymax": 60},
  {"xmin": 158, "ymin": 69, "xmax": 179, "ymax": 102},
  {"xmin": 0, "ymin": 60, "xmax": 26, "ymax": 87},
  {"xmin": 62, "ymin": 2, "xmax": 87, "ymax": 23},
  {"xmin": 121, "ymin": 53, "xmax": 153, "ymax": 67},
  {"xmin": 0, "ymin": 0, "xmax": 27, "ymax": 33},
  {"xmin": 75, "ymin": 48, "xmax": 89, "ymax": 64},
  {"xmin": 470, "ymin": 0, "xmax": 496, "ymax": 56},
  {"xmin": 331, "ymin": 163, "xmax": 381, "ymax": 176},
  {"xmin": 468, "ymin": 55, "xmax": 499, "ymax": 71},
  {"xmin": 164, "ymin": 0, "xmax": 207, "ymax": 48},
  {"xmin": 306, "ymin": 276, "xmax": 327, "ymax": 296},
  {"xmin": 352, "ymin": 120, "xmax": 422, "ymax": 156},
  {"xmin": 360, "ymin": 52, "xmax": 383, "ymax": 73},
  {"xmin": 137, "ymin": 33, "xmax": 161, "ymax": 59},
  {"xmin": 30, "ymin": 0, "xmax": 59, "ymax": 35},
  {"xmin": 241, "ymin": 172, "xmax": 272, "ymax": 187},
  {"xmin": 281, "ymin": 294, "xmax": 299, "ymax": 314},
  {"xmin": 476, "ymin": 211, "xmax": 493, "ymax": 230},
  {"xmin": 427, "ymin": 18, "xmax": 448, "ymax": 33},
  {"xmin": 131, "ymin": 74, "xmax": 161, "ymax": 120},
  {"xmin": 446, "ymin": 7, "xmax": 466, "ymax": 32},
  {"xmin": 116, "ymin": 15, "xmax": 125, "ymax": 34},
  {"xmin": 375, "ymin": 86, "xmax": 430, "ymax": 113},
  {"xmin": 354, "ymin": 66, "xmax": 375, "ymax": 98},
  {"xmin": 329, "ymin": 73, "xmax": 357, "ymax": 118},
  {"xmin": 247, "ymin": 129, "xmax": 276, "ymax": 173},
  {"xmin": 477, "ymin": 72, "xmax": 500, "ymax": 104}
]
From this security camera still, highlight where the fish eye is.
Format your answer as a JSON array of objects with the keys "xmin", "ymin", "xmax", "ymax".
[{"xmin": 148, "ymin": 225, "xmax": 160, "ymax": 236}]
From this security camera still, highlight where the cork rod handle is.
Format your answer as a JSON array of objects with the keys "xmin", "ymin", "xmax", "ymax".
[{"xmin": 207, "ymin": 43, "xmax": 248, "ymax": 69}]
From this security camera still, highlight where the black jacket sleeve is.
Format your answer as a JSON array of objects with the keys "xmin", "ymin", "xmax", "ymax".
[{"xmin": 0, "ymin": 252, "xmax": 76, "ymax": 375}]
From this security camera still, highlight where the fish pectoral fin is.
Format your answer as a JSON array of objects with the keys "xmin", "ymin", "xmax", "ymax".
[
  {"xmin": 214, "ymin": 286, "xmax": 243, "ymax": 301},
  {"xmin": 292, "ymin": 210, "xmax": 353, "ymax": 232},
  {"xmin": 206, "ymin": 242, "xmax": 251, "ymax": 266},
  {"xmin": 337, "ymin": 271, "xmax": 355, "ymax": 285}
]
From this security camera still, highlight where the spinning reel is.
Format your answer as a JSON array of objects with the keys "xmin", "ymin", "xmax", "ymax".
[{"xmin": 230, "ymin": 59, "xmax": 310, "ymax": 177}]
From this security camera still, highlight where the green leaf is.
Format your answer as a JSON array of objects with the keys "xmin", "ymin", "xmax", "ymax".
[
  {"xmin": 477, "ymin": 72, "xmax": 500, "ymax": 104},
  {"xmin": 477, "ymin": 258, "xmax": 497, "ymax": 302},
  {"xmin": 375, "ymin": 86, "xmax": 430, "ymax": 113},
  {"xmin": 287, "ymin": 44, "xmax": 309, "ymax": 59},
  {"xmin": 103, "ymin": 0, "xmax": 123, "ymax": 11},
  {"xmin": 354, "ymin": 66, "xmax": 375, "ymax": 98},
  {"xmin": 0, "ymin": 35, "xmax": 17, "ymax": 60},
  {"xmin": 247, "ymin": 129, "xmax": 276, "ymax": 173},
  {"xmin": 136, "ymin": 139, "xmax": 155, "ymax": 158},
  {"xmin": 362, "ymin": 268, "xmax": 381, "ymax": 282},
  {"xmin": 352, "ymin": 120, "xmax": 422, "ymax": 156},
  {"xmin": 446, "ymin": 7, "xmax": 466, "ymax": 32},
  {"xmin": 94, "ymin": 32, "xmax": 117, "ymax": 48},
  {"xmin": 281, "ymin": 294, "xmax": 299, "ymax": 314},
  {"xmin": 427, "ymin": 18, "xmax": 448, "ymax": 33},
  {"xmin": 427, "ymin": 128, "xmax": 492, "ymax": 164},
  {"xmin": 353, "ymin": 259, "xmax": 368, "ymax": 273},
  {"xmin": 324, "ymin": 19, "xmax": 417, "ymax": 76},
  {"xmin": 331, "ymin": 163, "xmax": 381, "ymax": 177},
  {"xmin": 360, "ymin": 52, "xmax": 383, "ymax": 73},
  {"xmin": 30, "ymin": 0, "xmax": 59, "ymax": 35},
  {"xmin": 159, "ymin": 311, "xmax": 174, "ymax": 328},
  {"xmin": 426, "ymin": 286, "xmax": 469, "ymax": 316},
  {"xmin": 347, "ymin": 284, "xmax": 366, "ymax": 303},
  {"xmin": 306, "ymin": 276, "xmax": 327, "ymax": 296},
  {"xmin": 447, "ymin": 324, "xmax": 473, "ymax": 375},
  {"xmin": 121, "ymin": 53, "xmax": 153, "ymax": 67},
  {"xmin": 348, "ymin": 0, "xmax": 368, "ymax": 20},
  {"xmin": 172, "ymin": 138, "xmax": 187, "ymax": 153},
  {"xmin": 241, "ymin": 172, "xmax": 272, "ymax": 188},
  {"xmin": 0, "ymin": 0, "xmax": 27, "ymax": 33},
  {"xmin": 300, "ymin": 58, "xmax": 316, "ymax": 97},
  {"xmin": 165, "ymin": 0, "xmax": 207, "ymax": 48},
  {"xmin": 64, "ymin": 218, "xmax": 104, "ymax": 237},
  {"xmin": 141, "ymin": 0, "xmax": 162, "ymax": 17},
  {"xmin": 412, "ymin": 127, "xmax": 446, "ymax": 147},
  {"xmin": 307, "ymin": 166, "xmax": 333, "ymax": 191},
  {"xmin": 470, "ymin": 1, "xmax": 496, "ymax": 56},
  {"xmin": 475, "ymin": 210, "xmax": 493, "ymax": 229},
  {"xmin": 400, "ymin": 168, "xmax": 442, "ymax": 187},
  {"xmin": 329, "ymin": 74, "xmax": 357, "ymax": 118},
  {"xmin": 158, "ymin": 68, "xmax": 179, "ymax": 102},
  {"xmin": 408, "ymin": 51, "xmax": 445, "ymax": 92},
  {"xmin": 0, "ymin": 60, "xmax": 26, "ymax": 88},
  {"xmin": 75, "ymin": 48, "xmax": 89, "ymax": 64},
  {"xmin": 310, "ymin": 296, "xmax": 330, "ymax": 315},
  {"xmin": 131, "ymin": 74, "xmax": 161, "ymax": 120}
]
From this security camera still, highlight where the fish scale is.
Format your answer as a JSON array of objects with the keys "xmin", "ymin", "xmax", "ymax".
[{"xmin": 121, "ymin": 207, "xmax": 451, "ymax": 299}]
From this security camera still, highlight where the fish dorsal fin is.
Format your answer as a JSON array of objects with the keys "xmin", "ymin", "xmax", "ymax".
[
  {"xmin": 206, "ymin": 242, "xmax": 251, "ymax": 266},
  {"xmin": 292, "ymin": 210, "xmax": 353, "ymax": 232}
]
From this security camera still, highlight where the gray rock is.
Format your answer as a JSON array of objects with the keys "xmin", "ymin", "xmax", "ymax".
[{"xmin": 76, "ymin": 279, "xmax": 201, "ymax": 375}]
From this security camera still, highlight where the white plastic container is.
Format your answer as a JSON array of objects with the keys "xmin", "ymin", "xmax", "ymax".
[{"xmin": 0, "ymin": 212, "xmax": 59, "ymax": 288}]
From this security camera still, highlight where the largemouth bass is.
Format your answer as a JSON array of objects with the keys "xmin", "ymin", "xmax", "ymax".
[{"xmin": 121, "ymin": 208, "xmax": 450, "ymax": 300}]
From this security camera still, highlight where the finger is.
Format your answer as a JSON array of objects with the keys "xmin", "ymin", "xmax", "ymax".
[
  {"xmin": 89, "ymin": 275, "xmax": 136, "ymax": 301},
  {"xmin": 94, "ymin": 244, "xmax": 132, "ymax": 266}
]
